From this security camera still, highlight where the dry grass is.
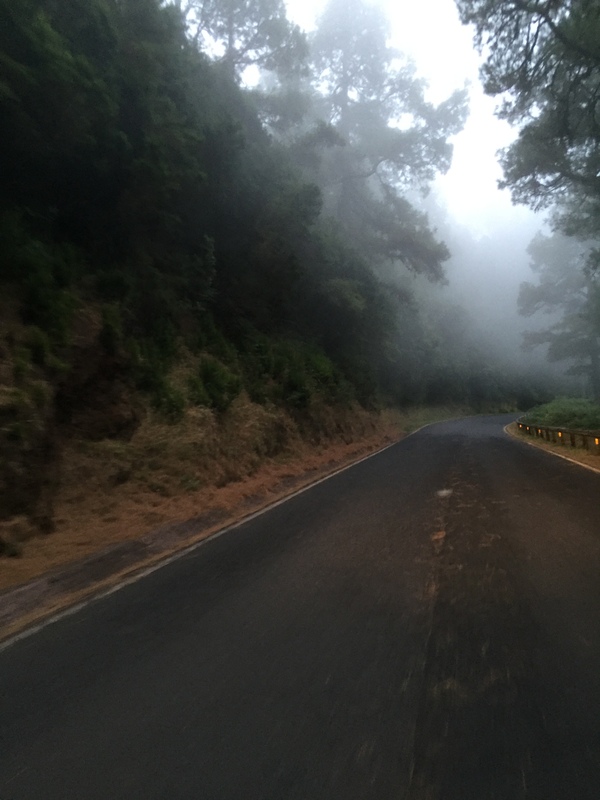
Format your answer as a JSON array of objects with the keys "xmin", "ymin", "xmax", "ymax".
[
  {"xmin": 0, "ymin": 399, "xmax": 380, "ymax": 589},
  {"xmin": 0, "ymin": 401, "xmax": 467, "ymax": 592}
]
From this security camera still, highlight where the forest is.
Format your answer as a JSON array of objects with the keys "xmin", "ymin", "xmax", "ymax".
[
  {"xmin": 0, "ymin": 0, "xmax": 581, "ymax": 541},
  {"xmin": 457, "ymin": 0, "xmax": 600, "ymax": 401},
  {"xmin": 0, "ymin": 0, "xmax": 551, "ymax": 410}
]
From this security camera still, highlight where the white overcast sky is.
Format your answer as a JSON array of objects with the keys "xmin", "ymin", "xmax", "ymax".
[{"xmin": 285, "ymin": 0, "xmax": 540, "ymax": 237}]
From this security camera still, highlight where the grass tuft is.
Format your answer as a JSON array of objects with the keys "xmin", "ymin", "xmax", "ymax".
[{"xmin": 521, "ymin": 397, "xmax": 600, "ymax": 431}]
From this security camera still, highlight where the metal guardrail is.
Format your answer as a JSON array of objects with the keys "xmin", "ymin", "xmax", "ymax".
[{"xmin": 516, "ymin": 419, "xmax": 600, "ymax": 455}]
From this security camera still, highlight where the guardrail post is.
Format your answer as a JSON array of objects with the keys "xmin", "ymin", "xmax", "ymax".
[{"xmin": 516, "ymin": 418, "xmax": 600, "ymax": 454}]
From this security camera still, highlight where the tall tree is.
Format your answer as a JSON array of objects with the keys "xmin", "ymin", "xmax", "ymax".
[
  {"xmin": 307, "ymin": 0, "xmax": 467, "ymax": 281},
  {"xmin": 173, "ymin": 0, "xmax": 307, "ymax": 79},
  {"xmin": 518, "ymin": 232, "xmax": 600, "ymax": 398},
  {"xmin": 313, "ymin": 0, "xmax": 465, "ymax": 183},
  {"xmin": 456, "ymin": 0, "xmax": 600, "ymax": 231}
]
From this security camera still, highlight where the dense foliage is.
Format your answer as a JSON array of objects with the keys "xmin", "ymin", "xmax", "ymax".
[
  {"xmin": 0, "ymin": 0, "xmax": 543, "ymax": 420},
  {"xmin": 455, "ymin": 0, "xmax": 600, "ymax": 228},
  {"xmin": 518, "ymin": 232, "xmax": 600, "ymax": 398},
  {"xmin": 456, "ymin": 0, "xmax": 600, "ymax": 398},
  {"xmin": 521, "ymin": 397, "xmax": 600, "ymax": 430}
]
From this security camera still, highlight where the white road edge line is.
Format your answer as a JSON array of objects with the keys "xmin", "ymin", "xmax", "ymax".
[
  {"xmin": 504, "ymin": 423, "xmax": 600, "ymax": 476},
  {"xmin": 1, "ymin": 420, "xmax": 450, "ymax": 652}
]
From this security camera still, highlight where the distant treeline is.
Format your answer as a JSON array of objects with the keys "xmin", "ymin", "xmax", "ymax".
[
  {"xmin": 0, "ymin": 0, "xmax": 550, "ymax": 412},
  {"xmin": 457, "ymin": 0, "xmax": 600, "ymax": 401}
]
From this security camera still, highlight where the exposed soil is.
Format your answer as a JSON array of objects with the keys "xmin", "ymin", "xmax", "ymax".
[
  {"xmin": 0, "ymin": 429, "xmax": 399, "ymax": 595},
  {"xmin": 0, "ymin": 420, "xmax": 410, "ymax": 640},
  {"xmin": 0, "ymin": 405, "xmax": 473, "ymax": 638}
]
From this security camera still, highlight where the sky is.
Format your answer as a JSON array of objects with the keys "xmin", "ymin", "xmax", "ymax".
[{"xmin": 284, "ymin": 0, "xmax": 541, "ymax": 238}]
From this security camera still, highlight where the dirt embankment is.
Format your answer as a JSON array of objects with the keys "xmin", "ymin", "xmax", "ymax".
[
  {"xmin": 0, "ymin": 299, "xmax": 472, "ymax": 611},
  {"xmin": 0, "ymin": 395, "xmax": 408, "ymax": 593},
  {"xmin": 0, "ymin": 400, "xmax": 472, "ymax": 638},
  {"xmin": 0, "ymin": 411, "xmax": 404, "ymax": 639}
]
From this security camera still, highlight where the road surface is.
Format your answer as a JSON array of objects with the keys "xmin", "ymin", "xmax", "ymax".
[{"xmin": 1, "ymin": 415, "xmax": 600, "ymax": 799}]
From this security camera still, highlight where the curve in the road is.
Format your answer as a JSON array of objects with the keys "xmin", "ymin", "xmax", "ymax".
[{"xmin": 1, "ymin": 415, "xmax": 599, "ymax": 800}]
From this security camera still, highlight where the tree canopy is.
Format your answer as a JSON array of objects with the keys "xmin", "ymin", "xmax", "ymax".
[
  {"xmin": 176, "ymin": 0, "xmax": 307, "ymax": 79},
  {"xmin": 519, "ymin": 232, "xmax": 600, "ymax": 398},
  {"xmin": 306, "ymin": 0, "xmax": 467, "ymax": 281},
  {"xmin": 0, "ymin": 0, "xmax": 545, "ymax": 418},
  {"xmin": 456, "ymin": 0, "xmax": 600, "ymax": 234}
]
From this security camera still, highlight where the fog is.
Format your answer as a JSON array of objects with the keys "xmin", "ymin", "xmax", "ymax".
[
  {"xmin": 282, "ymin": 0, "xmax": 576, "ymax": 396},
  {"xmin": 285, "ymin": 0, "xmax": 531, "ymax": 234},
  {"xmin": 11, "ymin": 0, "xmax": 587, "ymax": 420}
]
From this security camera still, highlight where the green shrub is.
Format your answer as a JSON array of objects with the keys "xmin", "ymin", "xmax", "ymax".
[
  {"xmin": 130, "ymin": 339, "xmax": 184, "ymax": 421},
  {"xmin": 246, "ymin": 379, "xmax": 269, "ymax": 405},
  {"xmin": 20, "ymin": 278, "xmax": 76, "ymax": 345},
  {"xmin": 238, "ymin": 336, "xmax": 350, "ymax": 409},
  {"xmin": 152, "ymin": 379, "xmax": 185, "ymax": 423},
  {"xmin": 522, "ymin": 397, "xmax": 600, "ymax": 430},
  {"xmin": 45, "ymin": 354, "xmax": 70, "ymax": 377},
  {"xmin": 328, "ymin": 375, "xmax": 355, "ymax": 406},
  {"xmin": 306, "ymin": 350, "xmax": 335, "ymax": 385},
  {"xmin": 3, "ymin": 223, "xmax": 80, "ymax": 344},
  {"xmin": 304, "ymin": 348, "xmax": 353, "ymax": 403},
  {"xmin": 195, "ymin": 315, "xmax": 239, "ymax": 366},
  {"xmin": 96, "ymin": 269, "xmax": 131, "ymax": 302},
  {"xmin": 249, "ymin": 334, "xmax": 275, "ymax": 375},
  {"xmin": 199, "ymin": 358, "xmax": 241, "ymax": 412},
  {"xmin": 282, "ymin": 366, "xmax": 311, "ymax": 409},
  {"xmin": 187, "ymin": 374, "xmax": 211, "ymax": 407},
  {"xmin": 129, "ymin": 339, "xmax": 167, "ymax": 393},
  {"xmin": 99, "ymin": 305, "xmax": 122, "ymax": 355},
  {"xmin": 46, "ymin": 242, "xmax": 80, "ymax": 289}
]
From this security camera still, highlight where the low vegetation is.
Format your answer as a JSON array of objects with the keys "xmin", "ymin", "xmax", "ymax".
[
  {"xmin": 0, "ymin": 402, "xmax": 476, "ymax": 588},
  {"xmin": 521, "ymin": 398, "xmax": 600, "ymax": 431}
]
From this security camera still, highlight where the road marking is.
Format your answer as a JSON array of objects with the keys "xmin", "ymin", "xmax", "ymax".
[
  {"xmin": 436, "ymin": 489, "xmax": 453, "ymax": 498},
  {"xmin": 1, "ymin": 437, "xmax": 401, "ymax": 652},
  {"xmin": 504, "ymin": 424, "xmax": 600, "ymax": 476},
  {"xmin": 0, "ymin": 416, "xmax": 466, "ymax": 652}
]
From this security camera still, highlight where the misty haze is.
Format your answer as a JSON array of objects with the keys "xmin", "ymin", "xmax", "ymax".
[{"xmin": 1, "ymin": 1, "xmax": 600, "ymax": 798}]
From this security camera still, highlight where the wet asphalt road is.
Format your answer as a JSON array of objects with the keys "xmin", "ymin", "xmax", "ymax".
[{"xmin": 1, "ymin": 415, "xmax": 600, "ymax": 799}]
